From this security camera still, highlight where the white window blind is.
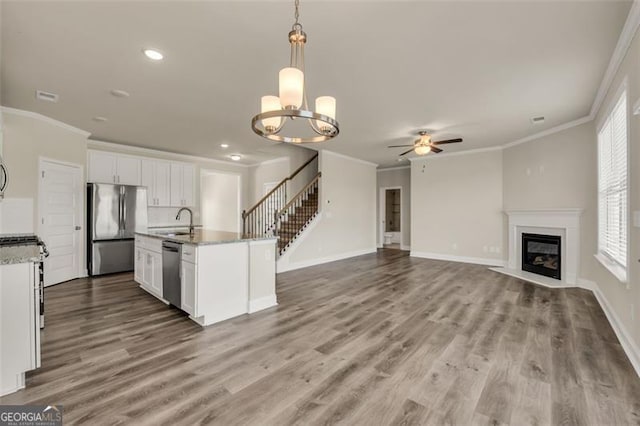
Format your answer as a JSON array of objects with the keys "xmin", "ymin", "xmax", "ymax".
[{"xmin": 598, "ymin": 91, "xmax": 627, "ymax": 268}]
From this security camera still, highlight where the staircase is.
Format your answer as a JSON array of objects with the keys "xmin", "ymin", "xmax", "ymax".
[{"xmin": 242, "ymin": 154, "xmax": 320, "ymax": 256}]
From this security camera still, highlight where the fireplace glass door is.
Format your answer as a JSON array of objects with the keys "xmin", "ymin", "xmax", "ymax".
[{"xmin": 522, "ymin": 233, "xmax": 561, "ymax": 280}]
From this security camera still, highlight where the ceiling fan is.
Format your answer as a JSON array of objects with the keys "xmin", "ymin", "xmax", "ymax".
[{"xmin": 388, "ymin": 131, "xmax": 463, "ymax": 156}]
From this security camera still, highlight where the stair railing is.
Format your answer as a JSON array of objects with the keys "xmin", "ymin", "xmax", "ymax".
[
  {"xmin": 242, "ymin": 153, "xmax": 318, "ymax": 236},
  {"xmin": 274, "ymin": 172, "xmax": 321, "ymax": 254}
]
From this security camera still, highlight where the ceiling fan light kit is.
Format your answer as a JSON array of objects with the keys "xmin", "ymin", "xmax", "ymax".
[
  {"xmin": 388, "ymin": 130, "xmax": 463, "ymax": 157},
  {"xmin": 251, "ymin": 0, "xmax": 339, "ymax": 143}
]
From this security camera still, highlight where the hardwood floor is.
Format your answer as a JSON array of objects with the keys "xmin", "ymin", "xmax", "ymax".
[{"xmin": 1, "ymin": 249, "xmax": 639, "ymax": 425}]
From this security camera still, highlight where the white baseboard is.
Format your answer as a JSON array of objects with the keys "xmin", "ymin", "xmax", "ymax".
[
  {"xmin": 580, "ymin": 279, "xmax": 640, "ymax": 377},
  {"xmin": 277, "ymin": 247, "xmax": 377, "ymax": 273},
  {"xmin": 401, "ymin": 245, "xmax": 411, "ymax": 251},
  {"xmin": 248, "ymin": 294, "xmax": 278, "ymax": 313},
  {"xmin": 410, "ymin": 251, "xmax": 506, "ymax": 267}
]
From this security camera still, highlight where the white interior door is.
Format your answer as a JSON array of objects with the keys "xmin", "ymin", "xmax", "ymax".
[{"xmin": 40, "ymin": 160, "xmax": 82, "ymax": 286}]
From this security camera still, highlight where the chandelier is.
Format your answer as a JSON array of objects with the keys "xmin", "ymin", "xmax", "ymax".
[{"xmin": 251, "ymin": 0, "xmax": 339, "ymax": 143}]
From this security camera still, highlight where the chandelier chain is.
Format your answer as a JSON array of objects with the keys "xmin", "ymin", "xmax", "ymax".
[{"xmin": 294, "ymin": 0, "xmax": 300, "ymax": 26}]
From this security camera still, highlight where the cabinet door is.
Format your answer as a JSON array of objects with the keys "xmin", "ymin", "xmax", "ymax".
[
  {"xmin": 142, "ymin": 251, "xmax": 153, "ymax": 288},
  {"xmin": 155, "ymin": 162, "xmax": 171, "ymax": 206},
  {"xmin": 182, "ymin": 164, "xmax": 195, "ymax": 207},
  {"xmin": 170, "ymin": 163, "xmax": 184, "ymax": 207},
  {"xmin": 181, "ymin": 260, "xmax": 196, "ymax": 316},
  {"xmin": 151, "ymin": 251, "xmax": 163, "ymax": 297},
  {"xmin": 141, "ymin": 160, "xmax": 156, "ymax": 206},
  {"xmin": 116, "ymin": 156, "xmax": 141, "ymax": 186},
  {"xmin": 134, "ymin": 247, "xmax": 143, "ymax": 283},
  {"xmin": 88, "ymin": 151, "xmax": 117, "ymax": 183}
]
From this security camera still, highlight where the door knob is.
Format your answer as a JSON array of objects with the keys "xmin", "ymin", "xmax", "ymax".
[{"xmin": 75, "ymin": 226, "xmax": 82, "ymax": 231}]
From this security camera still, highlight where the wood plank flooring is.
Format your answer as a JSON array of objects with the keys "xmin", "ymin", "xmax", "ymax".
[{"xmin": 1, "ymin": 249, "xmax": 639, "ymax": 425}]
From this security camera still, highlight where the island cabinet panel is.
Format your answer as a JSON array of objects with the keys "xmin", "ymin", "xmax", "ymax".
[
  {"xmin": 248, "ymin": 240, "xmax": 277, "ymax": 313},
  {"xmin": 181, "ymin": 260, "xmax": 196, "ymax": 316},
  {"xmin": 134, "ymin": 236, "xmax": 164, "ymax": 301},
  {"xmin": 195, "ymin": 242, "xmax": 249, "ymax": 326}
]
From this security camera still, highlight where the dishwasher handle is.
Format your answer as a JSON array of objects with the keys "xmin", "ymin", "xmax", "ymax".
[{"xmin": 162, "ymin": 245, "xmax": 180, "ymax": 252}]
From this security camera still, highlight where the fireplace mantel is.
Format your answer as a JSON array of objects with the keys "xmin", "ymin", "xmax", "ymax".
[{"xmin": 497, "ymin": 208, "xmax": 583, "ymax": 286}]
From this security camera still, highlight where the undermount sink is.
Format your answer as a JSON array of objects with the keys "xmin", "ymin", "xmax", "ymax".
[{"xmin": 154, "ymin": 231, "xmax": 192, "ymax": 237}]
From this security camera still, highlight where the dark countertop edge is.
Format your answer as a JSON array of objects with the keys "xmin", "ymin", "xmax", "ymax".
[{"xmin": 135, "ymin": 231, "xmax": 277, "ymax": 246}]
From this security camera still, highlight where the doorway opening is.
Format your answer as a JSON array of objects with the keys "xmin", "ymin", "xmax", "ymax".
[
  {"xmin": 200, "ymin": 170, "xmax": 242, "ymax": 232},
  {"xmin": 379, "ymin": 187, "xmax": 402, "ymax": 250}
]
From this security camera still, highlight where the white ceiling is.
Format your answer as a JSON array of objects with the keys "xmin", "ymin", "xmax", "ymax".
[{"xmin": 1, "ymin": 1, "xmax": 632, "ymax": 167}]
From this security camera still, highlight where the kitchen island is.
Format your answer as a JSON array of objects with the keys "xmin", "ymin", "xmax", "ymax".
[{"xmin": 134, "ymin": 229, "xmax": 277, "ymax": 327}]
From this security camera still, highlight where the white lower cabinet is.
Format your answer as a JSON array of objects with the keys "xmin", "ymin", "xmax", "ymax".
[
  {"xmin": 181, "ymin": 260, "xmax": 196, "ymax": 316},
  {"xmin": 135, "ymin": 237, "xmax": 163, "ymax": 300},
  {"xmin": 0, "ymin": 262, "xmax": 41, "ymax": 396}
]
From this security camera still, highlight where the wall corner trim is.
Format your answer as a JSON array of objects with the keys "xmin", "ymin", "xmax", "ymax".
[
  {"xmin": 377, "ymin": 165, "xmax": 411, "ymax": 172},
  {"xmin": 502, "ymin": 116, "xmax": 593, "ymax": 149},
  {"xmin": 590, "ymin": 0, "xmax": 640, "ymax": 118},
  {"xmin": 410, "ymin": 251, "xmax": 506, "ymax": 267},
  {"xmin": 1, "ymin": 106, "xmax": 91, "ymax": 138}
]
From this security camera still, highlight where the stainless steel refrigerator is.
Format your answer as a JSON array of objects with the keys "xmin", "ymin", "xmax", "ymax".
[{"xmin": 87, "ymin": 183, "xmax": 148, "ymax": 276}]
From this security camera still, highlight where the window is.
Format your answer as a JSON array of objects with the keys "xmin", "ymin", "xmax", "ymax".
[{"xmin": 598, "ymin": 90, "xmax": 628, "ymax": 273}]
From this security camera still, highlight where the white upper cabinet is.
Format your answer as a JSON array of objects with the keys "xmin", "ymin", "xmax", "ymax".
[
  {"xmin": 170, "ymin": 163, "xmax": 195, "ymax": 207},
  {"xmin": 89, "ymin": 150, "xmax": 194, "ymax": 207},
  {"xmin": 88, "ymin": 151, "xmax": 117, "ymax": 183},
  {"xmin": 88, "ymin": 151, "xmax": 140, "ymax": 185},
  {"xmin": 116, "ymin": 156, "xmax": 141, "ymax": 185},
  {"xmin": 141, "ymin": 160, "xmax": 171, "ymax": 206}
]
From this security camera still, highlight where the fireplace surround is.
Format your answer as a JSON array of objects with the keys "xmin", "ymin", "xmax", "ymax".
[{"xmin": 499, "ymin": 209, "xmax": 582, "ymax": 286}]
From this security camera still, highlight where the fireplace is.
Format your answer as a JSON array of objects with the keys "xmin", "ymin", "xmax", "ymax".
[{"xmin": 522, "ymin": 233, "xmax": 561, "ymax": 280}]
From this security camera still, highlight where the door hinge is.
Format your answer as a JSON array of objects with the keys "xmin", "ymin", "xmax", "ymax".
[
  {"xmin": 41, "ymin": 218, "xmax": 44, "ymax": 225},
  {"xmin": 41, "ymin": 171, "xmax": 45, "ymax": 178}
]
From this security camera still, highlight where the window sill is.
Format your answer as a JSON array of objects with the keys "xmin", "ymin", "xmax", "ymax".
[{"xmin": 594, "ymin": 253, "xmax": 627, "ymax": 283}]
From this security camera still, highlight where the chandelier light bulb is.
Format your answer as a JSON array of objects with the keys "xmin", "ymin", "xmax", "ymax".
[
  {"xmin": 279, "ymin": 67, "xmax": 304, "ymax": 109},
  {"xmin": 261, "ymin": 96, "xmax": 283, "ymax": 133},
  {"xmin": 315, "ymin": 96, "xmax": 336, "ymax": 133},
  {"xmin": 415, "ymin": 145, "xmax": 431, "ymax": 155}
]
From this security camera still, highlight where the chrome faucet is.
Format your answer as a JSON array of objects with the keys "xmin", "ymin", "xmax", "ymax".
[{"xmin": 176, "ymin": 207, "xmax": 194, "ymax": 235}]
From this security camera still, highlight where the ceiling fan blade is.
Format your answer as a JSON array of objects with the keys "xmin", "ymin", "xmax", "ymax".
[
  {"xmin": 399, "ymin": 148, "xmax": 414, "ymax": 156},
  {"xmin": 432, "ymin": 138, "xmax": 463, "ymax": 145},
  {"xmin": 388, "ymin": 144, "xmax": 414, "ymax": 148},
  {"xmin": 431, "ymin": 146, "xmax": 443, "ymax": 153}
]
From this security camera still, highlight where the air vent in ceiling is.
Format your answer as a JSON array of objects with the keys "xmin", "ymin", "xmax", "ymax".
[
  {"xmin": 530, "ymin": 116, "xmax": 545, "ymax": 124},
  {"xmin": 35, "ymin": 90, "xmax": 59, "ymax": 103}
]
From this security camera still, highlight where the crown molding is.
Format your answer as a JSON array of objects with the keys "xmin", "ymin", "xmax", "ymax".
[
  {"xmin": 377, "ymin": 165, "xmax": 410, "ymax": 172},
  {"xmin": 590, "ymin": 0, "xmax": 640, "ymax": 119},
  {"xmin": 502, "ymin": 115, "xmax": 592, "ymax": 149},
  {"xmin": 88, "ymin": 139, "xmax": 251, "ymax": 168},
  {"xmin": 321, "ymin": 149, "xmax": 378, "ymax": 167},
  {"xmin": 1, "ymin": 106, "xmax": 91, "ymax": 138}
]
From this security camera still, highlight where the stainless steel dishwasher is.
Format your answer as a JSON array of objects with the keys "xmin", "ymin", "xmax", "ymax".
[{"xmin": 162, "ymin": 241, "xmax": 182, "ymax": 307}]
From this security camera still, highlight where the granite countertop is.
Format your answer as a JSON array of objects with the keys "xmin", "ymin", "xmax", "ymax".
[
  {"xmin": 136, "ymin": 229, "xmax": 277, "ymax": 246},
  {"xmin": 0, "ymin": 245, "xmax": 42, "ymax": 265}
]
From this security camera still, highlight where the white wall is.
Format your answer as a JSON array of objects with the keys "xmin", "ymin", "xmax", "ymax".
[
  {"xmin": 377, "ymin": 167, "xmax": 411, "ymax": 249},
  {"xmin": 411, "ymin": 150, "xmax": 504, "ymax": 265},
  {"xmin": 248, "ymin": 157, "xmax": 290, "ymax": 206},
  {"xmin": 589, "ymin": 26, "xmax": 640, "ymax": 355},
  {"xmin": 201, "ymin": 171, "xmax": 241, "ymax": 232},
  {"xmin": 2, "ymin": 110, "xmax": 88, "ymax": 233},
  {"xmin": 278, "ymin": 150, "xmax": 377, "ymax": 271}
]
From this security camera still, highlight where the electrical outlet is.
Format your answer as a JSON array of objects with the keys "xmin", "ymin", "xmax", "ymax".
[
  {"xmin": 452, "ymin": 243, "xmax": 458, "ymax": 250},
  {"xmin": 483, "ymin": 246, "xmax": 488, "ymax": 253}
]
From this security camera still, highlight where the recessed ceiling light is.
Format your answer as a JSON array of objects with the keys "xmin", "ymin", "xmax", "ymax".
[
  {"xmin": 110, "ymin": 89, "xmax": 130, "ymax": 98},
  {"xmin": 229, "ymin": 154, "xmax": 242, "ymax": 161},
  {"xmin": 143, "ymin": 48, "xmax": 163, "ymax": 61},
  {"xmin": 531, "ymin": 116, "xmax": 545, "ymax": 124},
  {"xmin": 93, "ymin": 116, "xmax": 108, "ymax": 122},
  {"xmin": 220, "ymin": 143, "xmax": 229, "ymax": 148}
]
